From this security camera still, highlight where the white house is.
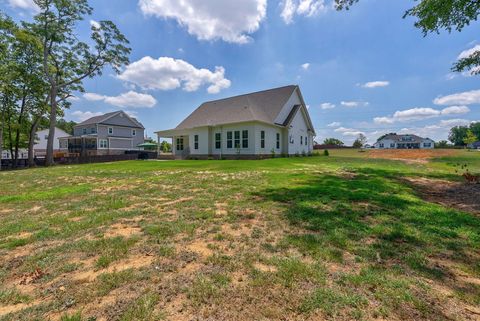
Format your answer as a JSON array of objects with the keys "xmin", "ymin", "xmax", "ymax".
[
  {"xmin": 156, "ymin": 85, "xmax": 316, "ymax": 159},
  {"xmin": 374, "ymin": 134, "xmax": 434, "ymax": 149},
  {"xmin": 35, "ymin": 127, "xmax": 70, "ymax": 156}
]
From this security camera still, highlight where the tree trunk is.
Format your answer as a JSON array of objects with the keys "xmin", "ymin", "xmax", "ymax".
[
  {"xmin": 28, "ymin": 117, "xmax": 40, "ymax": 167},
  {"xmin": 0, "ymin": 114, "xmax": 3, "ymax": 172},
  {"xmin": 13, "ymin": 93, "xmax": 27, "ymax": 168},
  {"xmin": 45, "ymin": 86, "xmax": 57, "ymax": 166}
]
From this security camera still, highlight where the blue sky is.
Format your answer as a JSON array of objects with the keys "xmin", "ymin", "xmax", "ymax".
[{"xmin": 3, "ymin": 0, "xmax": 480, "ymax": 144}]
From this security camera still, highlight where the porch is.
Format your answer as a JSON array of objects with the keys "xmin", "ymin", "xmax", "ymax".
[
  {"xmin": 59, "ymin": 136, "xmax": 98, "ymax": 156},
  {"xmin": 155, "ymin": 129, "xmax": 192, "ymax": 159}
]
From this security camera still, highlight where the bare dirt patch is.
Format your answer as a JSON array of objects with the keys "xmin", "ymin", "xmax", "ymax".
[
  {"xmin": 367, "ymin": 149, "xmax": 457, "ymax": 163},
  {"xmin": 405, "ymin": 177, "xmax": 480, "ymax": 214},
  {"xmin": 103, "ymin": 222, "xmax": 142, "ymax": 238}
]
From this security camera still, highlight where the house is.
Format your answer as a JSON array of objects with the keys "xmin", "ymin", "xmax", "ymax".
[
  {"xmin": 155, "ymin": 85, "xmax": 316, "ymax": 159},
  {"xmin": 1, "ymin": 149, "xmax": 28, "ymax": 160},
  {"xmin": 34, "ymin": 127, "xmax": 70, "ymax": 157},
  {"xmin": 374, "ymin": 134, "xmax": 434, "ymax": 149},
  {"xmin": 59, "ymin": 111, "xmax": 145, "ymax": 156},
  {"xmin": 468, "ymin": 141, "xmax": 480, "ymax": 149}
]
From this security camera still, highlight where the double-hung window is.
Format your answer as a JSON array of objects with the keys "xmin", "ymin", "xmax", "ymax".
[
  {"xmin": 176, "ymin": 137, "xmax": 184, "ymax": 151},
  {"xmin": 82, "ymin": 128, "xmax": 87, "ymax": 135},
  {"xmin": 305, "ymin": 136, "xmax": 308, "ymax": 146},
  {"xmin": 215, "ymin": 133, "xmax": 221, "ymax": 149},
  {"xmin": 242, "ymin": 130, "xmax": 248, "ymax": 148},
  {"xmin": 300, "ymin": 136, "xmax": 303, "ymax": 145},
  {"xmin": 227, "ymin": 131, "xmax": 233, "ymax": 148},
  {"xmin": 108, "ymin": 127, "xmax": 113, "ymax": 135},
  {"xmin": 276, "ymin": 133, "xmax": 280, "ymax": 149},
  {"xmin": 194, "ymin": 135, "xmax": 199, "ymax": 150},
  {"xmin": 99, "ymin": 139, "xmax": 108, "ymax": 149},
  {"xmin": 132, "ymin": 129, "xmax": 136, "ymax": 136},
  {"xmin": 234, "ymin": 131, "xmax": 240, "ymax": 149},
  {"xmin": 260, "ymin": 131, "xmax": 265, "ymax": 148}
]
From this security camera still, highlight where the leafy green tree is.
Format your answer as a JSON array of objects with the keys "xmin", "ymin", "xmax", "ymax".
[
  {"xmin": 448, "ymin": 126, "xmax": 469, "ymax": 146},
  {"xmin": 469, "ymin": 122, "xmax": 480, "ymax": 139},
  {"xmin": 352, "ymin": 133, "xmax": 367, "ymax": 148},
  {"xmin": 56, "ymin": 119, "xmax": 76, "ymax": 135},
  {"xmin": 160, "ymin": 140, "xmax": 172, "ymax": 153},
  {"xmin": 323, "ymin": 138, "xmax": 344, "ymax": 146},
  {"xmin": 435, "ymin": 140, "xmax": 449, "ymax": 148},
  {"xmin": 463, "ymin": 129, "xmax": 478, "ymax": 147},
  {"xmin": 28, "ymin": 0, "xmax": 131, "ymax": 166},
  {"xmin": 335, "ymin": 0, "xmax": 480, "ymax": 75}
]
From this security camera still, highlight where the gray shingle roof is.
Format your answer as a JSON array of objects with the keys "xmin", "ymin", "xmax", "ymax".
[
  {"xmin": 379, "ymin": 134, "xmax": 432, "ymax": 143},
  {"xmin": 175, "ymin": 85, "xmax": 298, "ymax": 129},
  {"xmin": 76, "ymin": 111, "xmax": 144, "ymax": 129}
]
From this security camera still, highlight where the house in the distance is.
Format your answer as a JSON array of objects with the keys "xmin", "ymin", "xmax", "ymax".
[
  {"xmin": 468, "ymin": 141, "xmax": 480, "ymax": 149},
  {"xmin": 374, "ymin": 134, "xmax": 434, "ymax": 149},
  {"xmin": 34, "ymin": 127, "xmax": 70, "ymax": 157},
  {"xmin": 59, "ymin": 111, "xmax": 144, "ymax": 156},
  {"xmin": 155, "ymin": 85, "xmax": 316, "ymax": 159}
]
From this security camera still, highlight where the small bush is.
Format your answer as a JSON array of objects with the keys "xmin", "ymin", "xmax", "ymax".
[{"xmin": 324, "ymin": 149, "xmax": 329, "ymax": 156}]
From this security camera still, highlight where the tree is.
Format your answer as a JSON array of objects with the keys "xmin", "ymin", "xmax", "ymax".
[
  {"xmin": 323, "ymin": 138, "xmax": 344, "ymax": 146},
  {"xmin": 463, "ymin": 129, "xmax": 478, "ymax": 147},
  {"xmin": 435, "ymin": 140, "xmax": 449, "ymax": 148},
  {"xmin": 56, "ymin": 118, "xmax": 76, "ymax": 135},
  {"xmin": 28, "ymin": 0, "xmax": 131, "ymax": 166},
  {"xmin": 352, "ymin": 133, "xmax": 367, "ymax": 148},
  {"xmin": 335, "ymin": 0, "xmax": 480, "ymax": 75},
  {"xmin": 469, "ymin": 122, "xmax": 480, "ymax": 139},
  {"xmin": 160, "ymin": 140, "xmax": 172, "ymax": 153},
  {"xmin": 448, "ymin": 126, "xmax": 469, "ymax": 146}
]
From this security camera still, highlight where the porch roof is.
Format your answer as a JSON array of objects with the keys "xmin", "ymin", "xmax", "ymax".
[{"xmin": 155, "ymin": 128, "xmax": 192, "ymax": 137}]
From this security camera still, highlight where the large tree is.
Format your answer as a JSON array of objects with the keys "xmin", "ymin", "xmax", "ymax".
[
  {"xmin": 335, "ymin": 0, "xmax": 480, "ymax": 75},
  {"xmin": 28, "ymin": 0, "xmax": 130, "ymax": 166},
  {"xmin": 323, "ymin": 138, "xmax": 345, "ymax": 146},
  {"xmin": 449, "ymin": 125, "xmax": 469, "ymax": 146}
]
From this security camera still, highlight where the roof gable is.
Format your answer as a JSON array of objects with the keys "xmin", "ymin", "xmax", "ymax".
[
  {"xmin": 76, "ymin": 111, "xmax": 144, "ymax": 129},
  {"xmin": 175, "ymin": 85, "xmax": 298, "ymax": 129}
]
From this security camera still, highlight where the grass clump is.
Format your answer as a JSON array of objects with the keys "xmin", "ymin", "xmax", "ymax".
[
  {"xmin": 187, "ymin": 273, "xmax": 231, "ymax": 305},
  {"xmin": 0, "ymin": 288, "xmax": 31, "ymax": 305},
  {"xmin": 119, "ymin": 293, "xmax": 163, "ymax": 321}
]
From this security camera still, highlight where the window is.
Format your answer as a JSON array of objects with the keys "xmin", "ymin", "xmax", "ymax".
[
  {"xmin": 305, "ymin": 136, "xmax": 308, "ymax": 146},
  {"xmin": 91, "ymin": 127, "xmax": 96, "ymax": 134},
  {"xmin": 234, "ymin": 131, "xmax": 240, "ymax": 149},
  {"xmin": 300, "ymin": 136, "xmax": 303, "ymax": 145},
  {"xmin": 227, "ymin": 131, "xmax": 233, "ymax": 149},
  {"xmin": 260, "ymin": 131, "xmax": 265, "ymax": 148},
  {"xmin": 424, "ymin": 143, "xmax": 431, "ymax": 147},
  {"xmin": 276, "ymin": 133, "xmax": 280, "ymax": 149},
  {"xmin": 44, "ymin": 135, "xmax": 48, "ymax": 140},
  {"xmin": 82, "ymin": 128, "xmax": 87, "ymax": 135},
  {"xmin": 242, "ymin": 130, "xmax": 248, "ymax": 148},
  {"xmin": 176, "ymin": 137, "xmax": 184, "ymax": 151},
  {"xmin": 390, "ymin": 143, "xmax": 395, "ymax": 148},
  {"xmin": 99, "ymin": 139, "xmax": 108, "ymax": 149},
  {"xmin": 132, "ymin": 129, "xmax": 136, "ymax": 136},
  {"xmin": 215, "ymin": 133, "xmax": 221, "ymax": 149},
  {"xmin": 108, "ymin": 127, "xmax": 113, "ymax": 135},
  {"xmin": 194, "ymin": 135, "xmax": 199, "ymax": 150},
  {"xmin": 379, "ymin": 143, "xmax": 384, "ymax": 148}
]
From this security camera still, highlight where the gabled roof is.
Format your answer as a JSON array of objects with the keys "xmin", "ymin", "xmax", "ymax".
[
  {"xmin": 75, "ymin": 111, "xmax": 144, "ymax": 129},
  {"xmin": 175, "ymin": 85, "xmax": 299, "ymax": 130},
  {"xmin": 378, "ymin": 134, "xmax": 433, "ymax": 143}
]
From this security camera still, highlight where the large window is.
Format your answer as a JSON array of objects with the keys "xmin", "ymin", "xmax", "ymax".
[
  {"xmin": 260, "ymin": 131, "xmax": 265, "ymax": 148},
  {"xmin": 176, "ymin": 137, "xmax": 184, "ymax": 151},
  {"xmin": 234, "ymin": 131, "xmax": 240, "ymax": 149},
  {"xmin": 424, "ymin": 142, "xmax": 431, "ymax": 147},
  {"xmin": 99, "ymin": 139, "xmax": 108, "ymax": 149},
  {"xmin": 276, "ymin": 133, "xmax": 280, "ymax": 149},
  {"xmin": 194, "ymin": 135, "xmax": 199, "ymax": 150},
  {"xmin": 242, "ymin": 130, "xmax": 248, "ymax": 148},
  {"xmin": 91, "ymin": 127, "xmax": 97, "ymax": 134},
  {"xmin": 82, "ymin": 128, "xmax": 87, "ymax": 135},
  {"xmin": 227, "ymin": 131, "xmax": 233, "ymax": 148},
  {"xmin": 215, "ymin": 133, "xmax": 221, "ymax": 149}
]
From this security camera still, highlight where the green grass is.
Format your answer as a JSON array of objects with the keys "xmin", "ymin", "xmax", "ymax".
[{"xmin": 0, "ymin": 149, "xmax": 479, "ymax": 320}]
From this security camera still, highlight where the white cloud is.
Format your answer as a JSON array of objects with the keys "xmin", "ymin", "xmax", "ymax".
[
  {"xmin": 118, "ymin": 56, "xmax": 231, "ymax": 94},
  {"xmin": 301, "ymin": 63, "xmax": 310, "ymax": 70},
  {"xmin": 90, "ymin": 20, "xmax": 101, "ymax": 29},
  {"xmin": 341, "ymin": 101, "xmax": 368, "ymax": 108},
  {"xmin": 361, "ymin": 81, "xmax": 390, "ymax": 88},
  {"xmin": 8, "ymin": 0, "xmax": 39, "ymax": 11},
  {"xmin": 373, "ymin": 106, "xmax": 471, "ymax": 124},
  {"xmin": 434, "ymin": 89, "xmax": 480, "ymax": 106},
  {"xmin": 83, "ymin": 91, "xmax": 157, "ymax": 108},
  {"xmin": 327, "ymin": 122, "xmax": 341, "ymax": 127},
  {"xmin": 320, "ymin": 102, "xmax": 335, "ymax": 110},
  {"xmin": 138, "ymin": 0, "xmax": 267, "ymax": 44},
  {"xmin": 281, "ymin": 0, "xmax": 328, "ymax": 24},
  {"xmin": 438, "ymin": 118, "xmax": 472, "ymax": 127},
  {"xmin": 334, "ymin": 127, "xmax": 365, "ymax": 137},
  {"xmin": 71, "ymin": 111, "xmax": 103, "ymax": 122},
  {"xmin": 440, "ymin": 105, "xmax": 470, "ymax": 115},
  {"xmin": 458, "ymin": 44, "xmax": 480, "ymax": 60}
]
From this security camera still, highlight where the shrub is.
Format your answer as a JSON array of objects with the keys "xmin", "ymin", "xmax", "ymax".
[{"xmin": 324, "ymin": 149, "xmax": 329, "ymax": 156}]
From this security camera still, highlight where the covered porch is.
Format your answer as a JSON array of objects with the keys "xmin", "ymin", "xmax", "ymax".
[
  {"xmin": 155, "ymin": 129, "xmax": 191, "ymax": 159},
  {"xmin": 59, "ymin": 136, "xmax": 98, "ymax": 156}
]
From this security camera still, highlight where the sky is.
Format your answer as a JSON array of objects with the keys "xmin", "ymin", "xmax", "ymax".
[{"xmin": 2, "ymin": 0, "xmax": 480, "ymax": 144}]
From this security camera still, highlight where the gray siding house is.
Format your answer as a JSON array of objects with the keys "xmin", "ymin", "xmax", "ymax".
[{"xmin": 59, "ymin": 111, "xmax": 144, "ymax": 156}]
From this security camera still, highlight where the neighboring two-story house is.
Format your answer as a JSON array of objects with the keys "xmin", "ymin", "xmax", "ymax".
[
  {"xmin": 59, "ymin": 111, "xmax": 145, "ymax": 156},
  {"xmin": 374, "ymin": 134, "xmax": 434, "ymax": 149},
  {"xmin": 155, "ymin": 85, "xmax": 316, "ymax": 159}
]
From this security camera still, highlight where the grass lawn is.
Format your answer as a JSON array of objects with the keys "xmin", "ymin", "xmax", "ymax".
[{"xmin": 0, "ymin": 149, "xmax": 479, "ymax": 320}]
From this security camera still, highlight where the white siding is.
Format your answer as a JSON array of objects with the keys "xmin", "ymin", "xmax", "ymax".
[
  {"xmin": 253, "ymin": 123, "xmax": 285, "ymax": 155},
  {"xmin": 274, "ymin": 88, "xmax": 302, "ymax": 125},
  {"xmin": 288, "ymin": 109, "xmax": 313, "ymax": 155},
  {"xmin": 35, "ymin": 128, "xmax": 69, "ymax": 151}
]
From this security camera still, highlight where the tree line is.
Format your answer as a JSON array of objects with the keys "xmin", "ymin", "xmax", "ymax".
[{"xmin": 0, "ymin": 0, "xmax": 130, "ymax": 170}]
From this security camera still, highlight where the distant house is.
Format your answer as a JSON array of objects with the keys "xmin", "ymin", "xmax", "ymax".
[
  {"xmin": 155, "ymin": 85, "xmax": 316, "ymax": 159},
  {"xmin": 468, "ymin": 141, "xmax": 480, "ymax": 149},
  {"xmin": 374, "ymin": 134, "xmax": 434, "ymax": 149},
  {"xmin": 59, "ymin": 111, "xmax": 145, "ymax": 156},
  {"xmin": 34, "ymin": 127, "xmax": 70, "ymax": 157}
]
